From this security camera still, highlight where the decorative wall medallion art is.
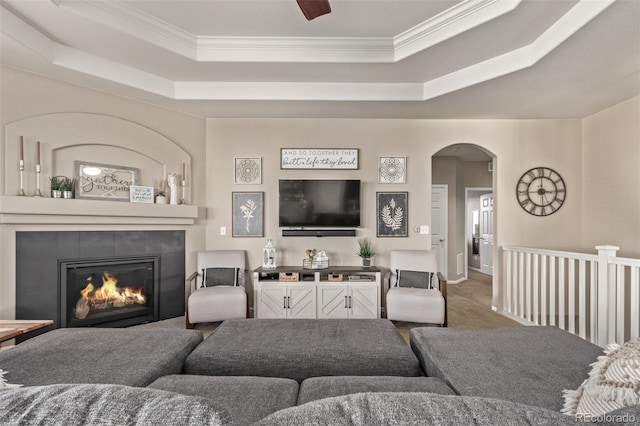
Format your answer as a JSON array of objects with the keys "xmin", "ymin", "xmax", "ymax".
[
  {"xmin": 378, "ymin": 157, "xmax": 406, "ymax": 183},
  {"xmin": 232, "ymin": 192, "xmax": 264, "ymax": 237},
  {"xmin": 234, "ymin": 157, "xmax": 262, "ymax": 184},
  {"xmin": 376, "ymin": 192, "xmax": 408, "ymax": 237}
]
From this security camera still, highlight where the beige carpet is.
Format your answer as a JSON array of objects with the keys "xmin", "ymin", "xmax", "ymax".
[
  {"xmin": 137, "ymin": 270, "xmax": 521, "ymax": 343},
  {"xmin": 393, "ymin": 269, "xmax": 521, "ymax": 343}
]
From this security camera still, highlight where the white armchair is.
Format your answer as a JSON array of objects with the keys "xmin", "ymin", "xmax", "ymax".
[
  {"xmin": 384, "ymin": 250, "xmax": 447, "ymax": 326},
  {"xmin": 185, "ymin": 250, "xmax": 247, "ymax": 328}
]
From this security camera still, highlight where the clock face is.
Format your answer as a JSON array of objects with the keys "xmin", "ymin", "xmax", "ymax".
[{"xmin": 516, "ymin": 167, "xmax": 566, "ymax": 216}]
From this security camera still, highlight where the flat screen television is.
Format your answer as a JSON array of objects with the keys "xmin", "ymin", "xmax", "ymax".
[{"xmin": 279, "ymin": 180, "xmax": 361, "ymax": 228}]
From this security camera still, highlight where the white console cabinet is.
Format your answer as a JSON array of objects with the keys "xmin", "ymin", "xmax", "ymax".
[{"xmin": 254, "ymin": 266, "xmax": 381, "ymax": 319}]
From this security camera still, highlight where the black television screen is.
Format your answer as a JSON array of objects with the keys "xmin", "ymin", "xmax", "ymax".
[{"xmin": 279, "ymin": 180, "xmax": 361, "ymax": 227}]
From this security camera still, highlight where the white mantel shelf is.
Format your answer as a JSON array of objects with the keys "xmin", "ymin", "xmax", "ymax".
[{"xmin": 0, "ymin": 196, "xmax": 203, "ymax": 225}]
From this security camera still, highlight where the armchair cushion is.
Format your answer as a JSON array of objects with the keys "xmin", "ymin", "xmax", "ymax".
[
  {"xmin": 204, "ymin": 267, "xmax": 239, "ymax": 287},
  {"xmin": 396, "ymin": 270, "xmax": 434, "ymax": 289}
]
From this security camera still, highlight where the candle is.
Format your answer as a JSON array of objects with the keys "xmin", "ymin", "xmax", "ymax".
[
  {"xmin": 182, "ymin": 162, "xmax": 186, "ymax": 180},
  {"xmin": 37, "ymin": 141, "xmax": 41, "ymax": 166},
  {"xmin": 20, "ymin": 136, "xmax": 24, "ymax": 161}
]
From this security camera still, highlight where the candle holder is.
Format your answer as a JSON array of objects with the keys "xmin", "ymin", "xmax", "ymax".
[
  {"xmin": 180, "ymin": 180, "xmax": 187, "ymax": 205},
  {"xmin": 34, "ymin": 164, "xmax": 42, "ymax": 197},
  {"xmin": 18, "ymin": 160, "xmax": 26, "ymax": 196}
]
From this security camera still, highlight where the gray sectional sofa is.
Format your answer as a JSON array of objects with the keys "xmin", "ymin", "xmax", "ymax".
[{"xmin": 0, "ymin": 319, "xmax": 637, "ymax": 425}]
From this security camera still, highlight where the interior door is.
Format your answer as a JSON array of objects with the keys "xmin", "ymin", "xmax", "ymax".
[
  {"xmin": 431, "ymin": 185, "xmax": 448, "ymax": 277},
  {"xmin": 479, "ymin": 193, "xmax": 494, "ymax": 276}
]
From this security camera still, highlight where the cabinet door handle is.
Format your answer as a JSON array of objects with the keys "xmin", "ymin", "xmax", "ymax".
[
  {"xmin": 287, "ymin": 296, "xmax": 291, "ymax": 309},
  {"xmin": 345, "ymin": 296, "xmax": 348, "ymax": 308},
  {"xmin": 348, "ymin": 295, "xmax": 352, "ymax": 309},
  {"xmin": 284, "ymin": 296, "xmax": 287, "ymax": 309}
]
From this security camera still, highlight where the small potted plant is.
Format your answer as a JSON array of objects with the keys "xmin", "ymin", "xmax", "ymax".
[
  {"xmin": 356, "ymin": 238, "xmax": 375, "ymax": 267},
  {"xmin": 49, "ymin": 176, "xmax": 63, "ymax": 198},
  {"xmin": 61, "ymin": 178, "xmax": 74, "ymax": 199}
]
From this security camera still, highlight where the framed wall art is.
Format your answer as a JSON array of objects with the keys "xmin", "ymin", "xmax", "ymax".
[
  {"xmin": 280, "ymin": 148, "xmax": 358, "ymax": 170},
  {"xmin": 232, "ymin": 192, "xmax": 264, "ymax": 237},
  {"xmin": 75, "ymin": 161, "xmax": 138, "ymax": 201},
  {"xmin": 378, "ymin": 157, "xmax": 406, "ymax": 183},
  {"xmin": 234, "ymin": 157, "xmax": 262, "ymax": 184},
  {"xmin": 376, "ymin": 192, "xmax": 408, "ymax": 237}
]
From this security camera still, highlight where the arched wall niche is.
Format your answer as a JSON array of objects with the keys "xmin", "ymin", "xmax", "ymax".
[{"xmin": 3, "ymin": 113, "xmax": 191, "ymax": 197}]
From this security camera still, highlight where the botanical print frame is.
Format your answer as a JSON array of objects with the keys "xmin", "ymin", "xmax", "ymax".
[
  {"xmin": 378, "ymin": 157, "xmax": 406, "ymax": 183},
  {"xmin": 75, "ymin": 161, "xmax": 138, "ymax": 201},
  {"xmin": 376, "ymin": 192, "xmax": 408, "ymax": 237},
  {"xmin": 234, "ymin": 157, "xmax": 262, "ymax": 184},
  {"xmin": 232, "ymin": 192, "xmax": 264, "ymax": 237}
]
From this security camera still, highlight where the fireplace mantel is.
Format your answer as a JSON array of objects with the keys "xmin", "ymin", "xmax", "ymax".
[{"xmin": 0, "ymin": 196, "xmax": 202, "ymax": 225}]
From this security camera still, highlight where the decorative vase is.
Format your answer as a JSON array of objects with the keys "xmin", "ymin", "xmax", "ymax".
[
  {"xmin": 51, "ymin": 190, "xmax": 62, "ymax": 199},
  {"xmin": 156, "ymin": 195, "xmax": 167, "ymax": 204},
  {"xmin": 362, "ymin": 258, "xmax": 372, "ymax": 267},
  {"xmin": 63, "ymin": 190, "xmax": 73, "ymax": 199}
]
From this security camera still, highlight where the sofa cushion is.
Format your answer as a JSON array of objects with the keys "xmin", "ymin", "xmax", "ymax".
[
  {"xmin": 0, "ymin": 383, "xmax": 230, "ymax": 426},
  {"xmin": 148, "ymin": 374, "xmax": 298, "ymax": 425},
  {"xmin": 0, "ymin": 328, "xmax": 203, "ymax": 387},
  {"xmin": 297, "ymin": 376, "xmax": 455, "ymax": 405},
  {"xmin": 410, "ymin": 326, "xmax": 603, "ymax": 411},
  {"xmin": 563, "ymin": 339, "xmax": 640, "ymax": 418},
  {"xmin": 185, "ymin": 319, "xmax": 422, "ymax": 382},
  {"xmin": 254, "ymin": 392, "xmax": 578, "ymax": 426}
]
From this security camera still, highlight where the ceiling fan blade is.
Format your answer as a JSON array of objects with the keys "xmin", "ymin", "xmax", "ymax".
[{"xmin": 296, "ymin": 0, "xmax": 331, "ymax": 20}]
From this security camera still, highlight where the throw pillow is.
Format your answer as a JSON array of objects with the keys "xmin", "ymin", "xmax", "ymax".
[
  {"xmin": 0, "ymin": 369, "xmax": 21, "ymax": 389},
  {"xmin": 562, "ymin": 338, "xmax": 640, "ymax": 419},
  {"xmin": 396, "ymin": 270, "xmax": 434, "ymax": 289},
  {"xmin": 203, "ymin": 267, "xmax": 239, "ymax": 287}
]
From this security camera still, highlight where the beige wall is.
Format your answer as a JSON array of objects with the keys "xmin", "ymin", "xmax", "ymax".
[
  {"xmin": 3, "ymin": 66, "xmax": 637, "ymax": 319},
  {"xmin": 582, "ymin": 96, "xmax": 640, "ymax": 258},
  {"xmin": 206, "ymin": 118, "xmax": 586, "ymax": 309},
  {"xmin": 0, "ymin": 67, "xmax": 208, "ymax": 319}
]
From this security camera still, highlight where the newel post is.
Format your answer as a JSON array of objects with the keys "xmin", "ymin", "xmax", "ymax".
[{"xmin": 596, "ymin": 245, "xmax": 619, "ymax": 347}]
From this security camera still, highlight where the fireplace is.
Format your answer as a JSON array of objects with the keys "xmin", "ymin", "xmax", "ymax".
[{"xmin": 60, "ymin": 257, "xmax": 159, "ymax": 327}]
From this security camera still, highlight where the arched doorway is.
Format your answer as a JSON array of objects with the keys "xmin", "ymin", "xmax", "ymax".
[{"xmin": 431, "ymin": 143, "xmax": 495, "ymax": 284}]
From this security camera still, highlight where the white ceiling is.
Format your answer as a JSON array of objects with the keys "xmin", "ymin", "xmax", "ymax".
[{"xmin": 0, "ymin": 0, "xmax": 638, "ymax": 119}]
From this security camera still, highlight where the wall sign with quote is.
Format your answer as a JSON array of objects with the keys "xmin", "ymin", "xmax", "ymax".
[
  {"xmin": 75, "ymin": 161, "xmax": 138, "ymax": 201},
  {"xmin": 129, "ymin": 185, "xmax": 154, "ymax": 203},
  {"xmin": 281, "ymin": 148, "xmax": 358, "ymax": 169}
]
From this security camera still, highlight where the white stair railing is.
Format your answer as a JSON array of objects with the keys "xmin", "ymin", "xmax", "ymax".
[{"xmin": 501, "ymin": 245, "xmax": 640, "ymax": 347}]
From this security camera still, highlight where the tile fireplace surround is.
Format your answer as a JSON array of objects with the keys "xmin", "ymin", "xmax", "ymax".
[
  {"xmin": 16, "ymin": 230, "xmax": 184, "ymax": 340},
  {"xmin": 0, "ymin": 196, "xmax": 204, "ymax": 343}
]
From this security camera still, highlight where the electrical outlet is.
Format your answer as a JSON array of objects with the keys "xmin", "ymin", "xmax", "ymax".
[
  {"xmin": 419, "ymin": 225, "xmax": 430, "ymax": 235},
  {"xmin": 220, "ymin": 226, "xmax": 226, "ymax": 236}
]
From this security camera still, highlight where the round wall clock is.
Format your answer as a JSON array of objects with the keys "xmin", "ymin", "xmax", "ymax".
[{"xmin": 516, "ymin": 167, "xmax": 566, "ymax": 216}]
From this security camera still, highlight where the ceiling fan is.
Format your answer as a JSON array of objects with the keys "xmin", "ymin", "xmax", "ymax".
[{"xmin": 296, "ymin": 0, "xmax": 331, "ymax": 20}]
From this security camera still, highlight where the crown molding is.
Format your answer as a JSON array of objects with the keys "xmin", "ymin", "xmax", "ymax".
[
  {"xmin": 53, "ymin": 0, "xmax": 522, "ymax": 63},
  {"xmin": 1, "ymin": 1, "xmax": 616, "ymax": 102}
]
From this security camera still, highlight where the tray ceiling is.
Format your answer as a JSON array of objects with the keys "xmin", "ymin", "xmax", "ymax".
[{"xmin": 1, "ymin": 0, "xmax": 638, "ymax": 119}]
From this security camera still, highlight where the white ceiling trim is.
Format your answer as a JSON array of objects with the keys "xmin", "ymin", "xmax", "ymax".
[
  {"xmin": 53, "ymin": 0, "xmax": 522, "ymax": 64},
  {"xmin": 421, "ymin": 0, "xmax": 615, "ymax": 101},
  {"xmin": 1, "ymin": 1, "xmax": 616, "ymax": 102}
]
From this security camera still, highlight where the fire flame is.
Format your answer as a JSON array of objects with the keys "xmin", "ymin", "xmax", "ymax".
[{"xmin": 74, "ymin": 272, "xmax": 146, "ymax": 320}]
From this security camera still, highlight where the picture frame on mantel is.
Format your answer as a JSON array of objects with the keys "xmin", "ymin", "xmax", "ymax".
[
  {"xmin": 280, "ymin": 148, "xmax": 359, "ymax": 170},
  {"xmin": 376, "ymin": 192, "xmax": 408, "ymax": 237},
  {"xmin": 232, "ymin": 192, "xmax": 264, "ymax": 237},
  {"xmin": 75, "ymin": 161, "xmax": 138, "ymax": 201}
]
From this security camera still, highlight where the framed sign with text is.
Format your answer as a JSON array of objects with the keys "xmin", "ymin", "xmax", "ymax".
[
  {"xmin": 281, "ymin": 148, "xmax": 359, "ymax": 170},
  {"xmin": 75, "ymin": 161, "xmax": 138, "ymax": 201}
]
